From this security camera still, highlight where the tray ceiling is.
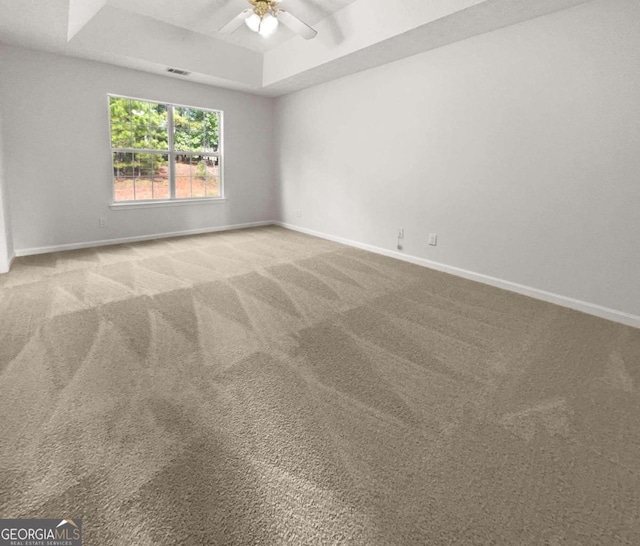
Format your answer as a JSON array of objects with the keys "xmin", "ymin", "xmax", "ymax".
[{"xmin": 0, "ymin": 0, "xmax": 594, "ymax": 96}]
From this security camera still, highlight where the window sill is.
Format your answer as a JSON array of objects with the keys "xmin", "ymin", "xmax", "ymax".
[{"xmin": 110, "ymin": 198, "xmax": 227, "ymax": 210}]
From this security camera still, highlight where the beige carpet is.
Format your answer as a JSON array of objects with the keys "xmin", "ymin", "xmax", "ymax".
[{"xmin": 0, "ymin": 225, "xmax": 638, "ymax": 545}]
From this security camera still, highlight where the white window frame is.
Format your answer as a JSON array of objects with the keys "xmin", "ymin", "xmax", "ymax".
[{"xmin": 108, "ymin": 94, "xmax": 225, "ymax": 208}]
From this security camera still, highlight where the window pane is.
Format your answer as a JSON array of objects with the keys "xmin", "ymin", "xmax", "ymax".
[
  {"xmin": 203, "ymin": 112, "xmax": 219, "ymax": 152},
  {"xmin": 191, "ymin": 180, "xmax": 205, "ymax": 198},
  {"xmin": 132, "ymin": 126, "xmax": 151, "ymax": 149},
  {"xmin": 135, "ymin": 153, "xmax": 153, "ymax": 177},
  {"xmin": 197, "ymin": 155, "xmax": 219, "ymax": 177},
  {"xmin": 113, "ymin": 152, "xmax": 169, "ymax": 201},
  {"xmin": 114, "ymin": 178, "xmax": 134, "ymax": 202},
  {"xmin": 190, "ymin": 118, "xmax": 204, "ymax": 147},
  {"xmin": 154, "ymin": 104, "xmax": 168, "ymax": 127},
  {"xmin": 205, "ymin": 176, "xmax": 220, "ymax": 198},
  {"xmin": 110, "ymin": 97, "xmax": 131, "ymax": 126},
  {"xmin": 113, "ymin": 152, "xmax": 133, "ymax": 176},
  {"xmin": 192, "ymin": 158, "xmax": 207, "ymax": 198},
  {"xmin": 174, "ymin": 107, "xmax": 218, "ymax": 153},
  {"xmin": 113, "ymin": 151, "xmax": 136, "ymax": 201},
  {"xmin": 176, "ymin": 177, "xmax": 191, "ymax": 199},
  {"xmin": 174, "ymin": 155, "xmax": 191, "ymax": 178},
  {"xmin": 174, "ymin": 107, "xmax": 195, "ymax": 152},
  {"xmin": 111, "ymin": 124, "xmax": 132, "ymax": 148},
  {"xmin": 152, "ymin": 154, "xmax": 169, "ymax": 200},
  {"xmin": 150, "ymin": 126, "xmax": 169, "ymax": 149},
  {"xmin": 130, "ymin": 100, "xmax": 150, "ymax": 127},
  {"xmin": 175, "ymin": 155, "xmax": 192, "ymax": 198},
  {"xmin": 153, "ymin": 176, "xmax": 170, "ymax": 200},
  {"xmin": 152, "ymin": 154, "xmax": 169, "ymax": 176},
  {"xmin": 198, "ymin": 155, "xmax": 220, "ymax": 197},
  {"xmin": 135, "ymin": 178, "xmax": 153, "ymax": 200}
]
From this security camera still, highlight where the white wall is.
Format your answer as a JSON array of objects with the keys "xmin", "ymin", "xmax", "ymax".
[
  {"xmin": 275, "ymin": 0, "xmax": 640, "ymax": 320},
  {"xmin": 0, "ymin": 45, "xmax": 277, "ymax": 254},
  {"xmin": 0, "ymin": 109, "xmax": 14, "ymax": 273}
]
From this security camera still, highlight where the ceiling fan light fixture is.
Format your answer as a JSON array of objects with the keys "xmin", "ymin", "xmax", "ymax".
[
  {"xmin": 245, "ymin": 12, "xmax": 261, "ymax": 32},
  {"xmin": 220, "ymin": 0, "xmax": 316, "ymax": 41},
  {"xmin": 259, "ymin": 13, "xmax": 279, "ymax": 37}
]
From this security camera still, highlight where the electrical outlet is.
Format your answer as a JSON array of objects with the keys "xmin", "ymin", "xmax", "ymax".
[
  {"xmin": 429, "ymin": 233, "xmax": 438, "ymax": 246},
  {"xmin": 99, "ymin": 218, "xmax": 107, "ymax": 228},
  {"xmin": 295, "ymin": 209, "xmax": 302, "ymax": 218},
  {"xmin": 398, "ymin": 228, "xmax": 404, "ymax": 239}
]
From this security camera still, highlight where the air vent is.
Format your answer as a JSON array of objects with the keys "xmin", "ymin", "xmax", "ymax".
[{"xmin": 167, "ymin": 68, "xmax": 190, "ymax": 76}]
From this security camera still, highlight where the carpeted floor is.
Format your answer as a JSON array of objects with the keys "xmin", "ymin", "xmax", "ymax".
[{"xmin": 0, "ymin": 225, "xmax": 638, "ymax": 545}]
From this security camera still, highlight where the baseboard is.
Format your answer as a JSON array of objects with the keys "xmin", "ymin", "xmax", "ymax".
[
  {"xmin": 14, "ymin": 221, "xmax": 275, "ymax": 258},
  {"xmin": 276, "ymin": 222, "xmax": 640, "ymax": 330}
]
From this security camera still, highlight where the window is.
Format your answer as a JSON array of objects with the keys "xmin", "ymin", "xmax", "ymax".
[{"xmin": 109, "ymin": 95, "xmax": 222, "ymax": 203}]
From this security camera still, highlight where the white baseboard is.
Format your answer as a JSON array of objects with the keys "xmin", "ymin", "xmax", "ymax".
[
  {"xmin": 276, "ymin": 222, "xmax": 640, "ymax": 330},
  {"xmin": 13, "ymin": 221, "xmax": 275, "ymax": 258}
]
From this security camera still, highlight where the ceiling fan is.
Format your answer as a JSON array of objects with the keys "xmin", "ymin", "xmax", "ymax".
[{"xmin": 219, "ymin": 0, "xmax": 318, "ymax": 40}]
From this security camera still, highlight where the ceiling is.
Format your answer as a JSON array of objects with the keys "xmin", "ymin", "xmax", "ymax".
[
  {"xmin": 0, "ymin": 0, "xmax": 594, "ymax": 97},
  {"xmin": 107, "ymin": 0, "xmax": 358, "ymax": 53}
]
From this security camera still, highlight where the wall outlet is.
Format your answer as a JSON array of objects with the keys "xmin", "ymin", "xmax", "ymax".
[
  {"xmin": 398, "ymin": 228, "xmax": 404, "ymax": 239},
  {"xmin": 429, "ymin": 233, "xmax": 437, "ymax": 246},
  {"xmin": 99, "ymin": 218, "xmax": 107, "ymax": 228},
  {"xmin": 295, "ymin": 209, "xmax": 302, "ymax": 218}
]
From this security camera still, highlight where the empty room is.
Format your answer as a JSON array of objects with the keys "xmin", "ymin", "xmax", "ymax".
[{"xmin": 0, "ymin": 0, "xmax": 639, "ymax": 543}]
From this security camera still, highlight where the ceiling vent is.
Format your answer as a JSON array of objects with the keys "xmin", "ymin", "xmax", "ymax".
[{"xmin": 167, "ymin": 68, "xmax": 190, "ymax": 76}]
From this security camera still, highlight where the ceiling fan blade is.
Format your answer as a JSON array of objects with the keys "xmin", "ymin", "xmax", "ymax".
[
  {"xmin": 219, "ymin": 9, "xmax": 253, "ymax": 34},
  {"xmin": 277, "ymin": 10, "xmax": 317, "ymax": 40}
]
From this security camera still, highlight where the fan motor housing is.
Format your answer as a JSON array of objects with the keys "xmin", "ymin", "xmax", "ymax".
[{"xmin": 250, "ymin": 0, "xmax": 278, "ymax": 17}]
